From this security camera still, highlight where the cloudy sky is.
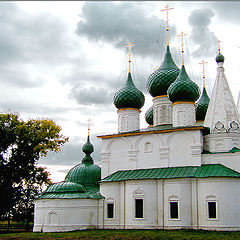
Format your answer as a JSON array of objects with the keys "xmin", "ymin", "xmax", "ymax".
[{"xmin": 1, "ymin": 1, "xmax": 240, "ymax": 182}]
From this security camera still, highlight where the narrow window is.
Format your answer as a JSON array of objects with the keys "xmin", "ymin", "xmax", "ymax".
[
  {"xmin": 208, "ymin": 202, "xmax": 217, "ymax": 219},
  {"xmin": 170, "ymin": 201, "xmax": 179, "ymax": 219},
  {"xmin": 107, "ymin": 203, "xmax": 114, "ymax": 218},
  {"xmin": 135, "ymin": 199, "xmax": 143, "ymax": 218}
]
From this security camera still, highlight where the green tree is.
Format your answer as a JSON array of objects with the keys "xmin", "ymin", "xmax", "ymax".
[{"xmin": 0, "ymin": 113, "xmax": 68, "ymax": 228}]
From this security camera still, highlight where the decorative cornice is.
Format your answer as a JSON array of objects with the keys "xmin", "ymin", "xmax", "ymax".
[
  {"xmin": 172, "ymin": 101, "xmax": 195, "ymax": 106},
  {"xmin": 153, "ymin": 95, "xmax": 168, "ymax": 100},
  {"xmin": 97, "ymin": 126, "xmax": 205, "ymax": 139},
  {"xmin": 117, "ymin": 108, "xmax": 141, "ymax": 113}
]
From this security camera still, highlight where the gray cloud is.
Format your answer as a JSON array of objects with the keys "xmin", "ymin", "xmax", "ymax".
[
  {"xmin": 76, "ymin": 2, "xmax": 176, "ymax": 57},
  {"xmin": 188, "ymin": 8, "xmax": 218, "ymax": 58},
  {"xmin": 0, "ymin": 2, "xmax": 80, "ymax": 90},
  {"xmin": 210, "ymin": 2, "xmax": 240, "ymax": 24},
  {"xmin": 70, "ymin": 85, "xmax": 114, "ymax": 106}
]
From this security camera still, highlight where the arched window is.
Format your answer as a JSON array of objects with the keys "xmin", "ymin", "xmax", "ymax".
[
  {"xmin": 48, "ymin": 211, "xmax": 58, "ymax": 225},
  {"xmin": 206, "ymin": 194, "xmax": 218, "ymax": 220},
  {"xmin": 105, "ymin": 197, "xmax": 115, "ymax": 219},
  {"xmin": 144, "ymin": 141, "xmax": 152, "ymax": 153},
  {"xmin": 133, "ymin": 188, "xmax": 144, "ymax": 219},
  {"xmin": 168, "ymin": 195, "xmax": 180, "ymax": 220}
]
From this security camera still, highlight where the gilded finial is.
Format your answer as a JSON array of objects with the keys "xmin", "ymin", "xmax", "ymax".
[
  {"xmin": 126, "ymin": 41, "xmax": 135, "ymax": 73},
  {"xmin": 87, "ymin": 118, "xmax": 92, "ymax": 136},
  {"xmin": 199, "ymin": 60, "xmax": 208, "ymax": 88},
  {"xmin": 177, "ymin": 31, "xmax": 187, "ymax": 65},
  {"xmin": 218, "ymin": 40, "xmax": 221, "ymax": 53},
  {"xmin": 161, "ymin": 4, "xmax": 174, "ymax": 46},
  {"xmin": 154, "ymin": 66, "xmax": 159, "ymax": 71}
]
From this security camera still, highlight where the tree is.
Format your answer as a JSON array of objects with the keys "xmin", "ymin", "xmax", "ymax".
[{"xmin": 0, "ymin": 113, "xmax": 68, "ymax": 227}]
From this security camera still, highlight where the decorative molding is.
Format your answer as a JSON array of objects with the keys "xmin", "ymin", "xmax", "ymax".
[
  {"xmin": 206, "ymin": 194, "xmax": 216, "ymax": 199},
  {"xmin": 211, "ymin": 121, "xmax": 227, "ymax": 133},
  {"xmin": 133, "ymin": 188, "xmax": 144, "ymax": 196},
  {"xmin": 159, "ymin": 146, "xmax": 169, "ymax": 160},
  {"xmin": 101, "ymin": 152, "xmax": 110, "ymax": 162},
  {"xmin": 168, "ymin": 194, "xmax": 179, "ymax": 200},
  {"xmin": 128, "ymin": 150, "xmax": 138, "ymax": 161}
]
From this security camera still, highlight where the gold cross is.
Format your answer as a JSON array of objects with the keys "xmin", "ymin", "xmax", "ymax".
[
  {"xmin": 199, "ymin": 60, "xmax": 208, "ymax": 87},
  {"xmin": 126, "ymin": 41, "xmax": 135, "ymax": 73},
  {"xmin": 154, "ymin": 66, "xmax": 159, "ymax": 71},
  {"xmin": 161, "ymin": 4, "xmax": 174, "ymax": 46},
  {"xmin": 218, "ymin": 40, "xmax": 221, "ymax": 53},
  {"xmin": 177, "ymin": 32, "xmax": 187, "ymax": 65},
  {"xmin": 87, "ymin": 118, "xmax": 92, "ymax": 136}
]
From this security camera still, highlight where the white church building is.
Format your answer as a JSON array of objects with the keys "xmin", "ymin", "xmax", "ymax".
[{"xmin": 33, "ymin": 14, "xmax": 240, "ymax": 232}]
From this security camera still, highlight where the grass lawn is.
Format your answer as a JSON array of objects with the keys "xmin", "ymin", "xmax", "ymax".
[{"xmin": 1, "ymin": 229, "xmax": 240, "ymax": 240}]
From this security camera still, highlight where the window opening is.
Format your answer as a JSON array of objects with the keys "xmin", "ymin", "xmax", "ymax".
[
  {"xmin": 135, "ymin": 199, "xmax": 143, "ymax": 218},
  {"xmin": 208, "ymin": 201, "xmax": 217, "ymax": 219},
  {"xmin": 107, "ymin": 203, "xmax": 114, "ymax": 218},
  {"xmin": 170, "ymin": 201, "xmax": 179, "ymax": 219}
]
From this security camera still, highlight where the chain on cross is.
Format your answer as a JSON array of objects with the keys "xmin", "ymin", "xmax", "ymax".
[
  {"xmin": 126, "ymin": 41, "xmax": 135, "ymax": 73},
  {"xmin": 199, "ymin": 60, "xmax": 208, "ymax": 87}
]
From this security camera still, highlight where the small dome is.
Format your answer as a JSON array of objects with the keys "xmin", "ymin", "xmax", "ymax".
[
  {"xmin": 45, "ymin": 181, "xmax": 86, "ymax": 193},
  {"xmin": 216, "ymin": 53, "xmax": 224, "ymax": 63},
  {"xmin": 146, "ymin": 46, "xmax": 180, "ymax": 97},
  {"xmin": 167, "ymin": 65, "xmax": 200, "ymax": 103},
  {"xmin": 145, "ymin": 105, "xmax": 153, "ymax": 125},
  {"xmin": 113, "ymin": 73, "xmax": 145, "ymax": 110},
  {"xmin": 196, "ymin": 87, "xmax": 210, "ymax": 121},
  {"xmin": 82, "ymin": 136, "xmax": 94, "ymax": 155},
  {"xmin": 65, "ymin": 163, "xmax": 101, "ymax": 186}
]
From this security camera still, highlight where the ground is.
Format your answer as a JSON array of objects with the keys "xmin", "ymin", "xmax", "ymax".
[{"xmin": 0, "ymin": 229, "xmax": 240, "ymax": 240}]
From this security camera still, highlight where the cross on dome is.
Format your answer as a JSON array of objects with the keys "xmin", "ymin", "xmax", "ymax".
[
  {"xmin": 126, "ymin": 41, "xmax": 135, "ymax": 73},
  {"xmin": 161, "ymin": 4, "xmax": 174, "ymax": 46},
  {"xmin": 87, "ymin": 118, "xmax": 92, "ymax": 136},
  {"xmin": 177, "ymin": 31, "xmax": 187, "ymax": 65},
  {"xmin": 199, "ymin": 60, "xmax": 208, "ymax": 87},
  {"xmin": 218, "ymin": 40, "xmax": 221, "ymax": 53}
]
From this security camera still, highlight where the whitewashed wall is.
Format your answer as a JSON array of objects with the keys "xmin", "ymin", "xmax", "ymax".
[
  {"xmin": 100, "ymin": 178, "xmax": 240, "ymax": 230},
  {"xmin": 101, "ymin": 130, "xmax": 202, "ymax": 178},
  {"xmin": 33, "ymin": 199, "xmax": 101, "ymax": 232}
]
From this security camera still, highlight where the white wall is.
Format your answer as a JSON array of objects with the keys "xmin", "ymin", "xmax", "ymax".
[
  {"xmin": 100, "ymin": 177, "xmax": 240, "ymax": 230},
  {"xmin": 33, "ymin": 199, "xmax": 100, "ymax": 232},
  {"xmin": 101, "ymin": 130, "xmax": 202, "ymax": 178}
]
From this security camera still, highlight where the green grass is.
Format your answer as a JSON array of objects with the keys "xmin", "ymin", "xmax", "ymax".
[{"xmin": 1, "ymin": 229, "xmax": 240, "ymax": 240}]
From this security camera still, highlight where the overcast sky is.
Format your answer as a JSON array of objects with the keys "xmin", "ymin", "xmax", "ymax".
[{"xmin": 1, "ymin": 1, "xmax": 240, "ymax": 182}]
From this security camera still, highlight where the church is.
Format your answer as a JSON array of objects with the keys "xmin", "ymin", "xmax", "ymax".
[{"xmin": 33, "ymin": 8, "xmax": 240, "ymax": 232}]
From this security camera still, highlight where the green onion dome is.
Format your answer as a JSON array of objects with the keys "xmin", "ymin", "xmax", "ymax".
[
  {"xmin": 45, "ymin": 181, "xmax": 86, "ymax": 193},
  {"xmin": 65, "ymin": 163, "xmax": 101, "ymax": 186},
  {"xmin": 65, "ymin": 135, "xmax": 101, "ymax": 186},
  {"xmin": 145, "ymin": 105, "xmax": 153, "ymax": 125},
  {"xmin": 167, "ymin": 65, "xmax": 200, "ymax": 103},
  {"xmin": 146, "ymin": 46, "xmax": 180, "ymax": 97},
  {"xmin": 196, "ymin": 87, "xmax": 210, "ymax": 121},
  {"xmin": 113, "ymin": 72, "xmax": 145, "ymax": 110},
  {"xmin": 216, "ymin": 53, "xmax": 224, "ymax": 63}
]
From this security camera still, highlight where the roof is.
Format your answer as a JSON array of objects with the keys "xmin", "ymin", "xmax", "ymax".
[
  {"xmin": 204, "ymin": 54, "xmax": 240, "ymax": 131},
  {"xmin": 37, "ymin": 186, "xmax": 103, "ymax": 200},
  {"xmin": 97, "ymin": 124, "xmax": 208, "ymax": 139},
  {"xmin": 101, "ymin": 164, "xmax": 240, "ymax": 183}
]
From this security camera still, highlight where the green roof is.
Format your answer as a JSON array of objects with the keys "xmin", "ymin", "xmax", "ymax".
[
  {"xmin": 146, "ymin": 46, "xmax": 180, "ymax": 97},
  {"xmin": 145, "ymin": 105, "xmax": 153, "ymax": 125},
  {"xmin": 167, "ymin": 65, "xmax": 200, "ymax": 102},
  {"xmin": 196, "ymin": 87, "xmax": 210, "ymax": 121},
  {"xmin": 38, "ymin": 186, "xmax": 103, "ymax": 199},
  {"xmin": 216, "ymin": 52, "xmax": 224, "ymax": 63},
  {"xmin": 101, "ymin": 164, "xmax": 240, "ymax": 183},
  {"xmin": 113, "ymin": 72, "xmax": 145, "ymax": 110}
]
